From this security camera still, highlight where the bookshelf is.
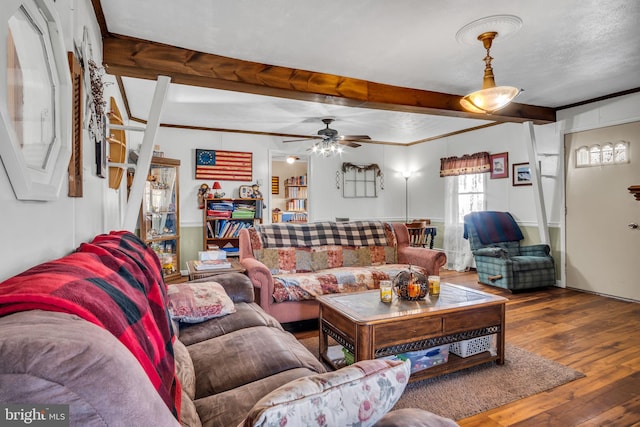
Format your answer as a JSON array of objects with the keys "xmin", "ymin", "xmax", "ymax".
[
  {"xmin": 284, "ymin": 175, "xmax": 307, "ymax": 223},
  {"xmin": 203, "ymin": 198, "xmax": 263, "ymax": 257}
]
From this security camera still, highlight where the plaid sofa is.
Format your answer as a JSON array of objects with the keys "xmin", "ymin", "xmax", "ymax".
[
  {"xmin": 463, "ymin": 211, "xmax": 556, "ymax": 291},
  {"xmin": 239, "ymin": 221, "xmax": 447, "ymax": 323}
]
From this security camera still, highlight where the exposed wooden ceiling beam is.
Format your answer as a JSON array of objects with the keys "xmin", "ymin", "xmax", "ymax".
[{"xmin": 102, "ymin": 34, "xmax": 556, "ymax": 125}]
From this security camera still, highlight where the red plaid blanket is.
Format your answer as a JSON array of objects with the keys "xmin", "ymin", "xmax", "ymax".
[{"xmin": 0, "ymin": 231, "xmax": 180, "ymax": 418}]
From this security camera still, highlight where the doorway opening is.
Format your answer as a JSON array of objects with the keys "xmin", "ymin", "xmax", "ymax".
[{"xmin": 270, "ymin": 154, "xmax": 309, "ymax": 224}]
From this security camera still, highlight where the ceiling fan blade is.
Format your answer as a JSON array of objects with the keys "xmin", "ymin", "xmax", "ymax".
[
  {"xmin": 283, "ymin": 138, "xmax": 317, "ymax": 143},
  {"xmin": 338, "ymin": 140, "xmax": 361, "ymax": 148},
  {"xmin": 339, "ymin": 135, "xmax": 371, "ymax": 141}
]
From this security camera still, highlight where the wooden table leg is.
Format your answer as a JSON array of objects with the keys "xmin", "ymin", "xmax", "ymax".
[
  {"xmin": 497, "ymin": 303, "xmax": 506, "ymax": 365},
  {"xmin": 318, "ymin": 311, "xmax": 328, "ymax": 362}
]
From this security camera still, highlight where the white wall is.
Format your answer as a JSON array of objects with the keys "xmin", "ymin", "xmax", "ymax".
[
  {"xmin": 140, "ymin": 128, "xmax": 282, "ymax": 229},
  {"xmin": 134, "ymin": 127, "xmax": 410, "ymax": 230},
  {"xmin": 408, "ymin": 122, "xmax": 564, "ymax": 228}
]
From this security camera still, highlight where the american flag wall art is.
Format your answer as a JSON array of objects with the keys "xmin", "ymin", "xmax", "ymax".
[{"xmin": 195, "ymin": 149, "xmax": 253, "ymax": 181}]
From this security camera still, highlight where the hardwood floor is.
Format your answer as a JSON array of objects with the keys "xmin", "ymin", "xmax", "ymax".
[{"xmin": 291, "ymin": 269, "xmax": 640, "ymax": 426}]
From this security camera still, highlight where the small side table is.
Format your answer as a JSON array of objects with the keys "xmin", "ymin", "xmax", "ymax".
[{"xmin": 187, "ymin": 260, "xmax": 246, "ymax": 281}]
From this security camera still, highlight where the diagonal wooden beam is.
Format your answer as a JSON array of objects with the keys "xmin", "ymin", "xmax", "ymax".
[
  {"xmin": 102, "ymin": 34, "xmax": 556, "ymax": 124},
  {"xmin": 122, "ymin": 76, "xmax": 171, "ymax": 232}
]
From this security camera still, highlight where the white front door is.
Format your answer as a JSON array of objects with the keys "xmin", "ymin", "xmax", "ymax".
[{"xmin": 564, "ymin": 121, "xmax": 640, "ymax": 301}]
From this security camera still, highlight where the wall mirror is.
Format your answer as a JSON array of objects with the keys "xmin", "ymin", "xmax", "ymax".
[{"xmin": 0, "ymin": 0, "xmax": 71, "ymax": 200}]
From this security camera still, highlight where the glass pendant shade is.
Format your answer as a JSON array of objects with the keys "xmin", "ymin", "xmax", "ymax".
[
  {"xmin": 460, "ymin": 31, "xmax": 520, "ymax": 114},
  {"xmin": 460, "ymin": 85, "xmax": 520, "ymax": 114}
]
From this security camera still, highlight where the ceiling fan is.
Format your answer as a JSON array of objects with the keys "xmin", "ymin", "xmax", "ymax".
[{"xmin": 284, "ymin": 118, "xmax": 371, "ymax": 148}]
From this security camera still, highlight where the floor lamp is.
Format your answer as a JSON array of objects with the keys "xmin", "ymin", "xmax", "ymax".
[{"xmin": 403, "ymin": 171, "xmax": 412, "ymax": 223}]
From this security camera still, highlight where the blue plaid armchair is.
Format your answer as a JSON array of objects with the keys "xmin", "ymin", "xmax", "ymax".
[{"xmin": 463, "ymin": 211, "xmax": 555, "ymax": 291}]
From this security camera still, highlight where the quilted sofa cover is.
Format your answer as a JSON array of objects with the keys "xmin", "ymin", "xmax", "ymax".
[{"xmin": 240, "ymin": 221, "xmax": 447, "ymax": 323}]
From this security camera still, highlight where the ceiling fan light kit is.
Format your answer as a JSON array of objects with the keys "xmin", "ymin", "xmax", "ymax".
[
  {"xmin": 457, "ymin": 16, "xmax": 523, "ymax": 114},
  {"xmin": 284, "ymin": 118, "xmax": 371, "ymax": 158},
  {"xmin": 311, "ymin": 140, "xmax": 344, "ymax": 157}
]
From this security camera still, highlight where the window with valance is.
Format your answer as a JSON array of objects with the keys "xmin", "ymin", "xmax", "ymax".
[
  {"xmin": 440, "ymin": 151, "xmax": 489, "ymax": 272},
  {"xmin": 439, "ymin": 152, "xmax": 491, "ymax": 177}
]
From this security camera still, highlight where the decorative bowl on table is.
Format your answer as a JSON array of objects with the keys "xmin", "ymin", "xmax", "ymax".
[{"xmin": 393, "ymin": 266, "xmax": 428, "ymax": 301}]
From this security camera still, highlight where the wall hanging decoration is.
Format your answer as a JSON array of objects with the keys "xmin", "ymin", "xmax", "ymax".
[
  {"xmin": 512, "ymin": 162, "xmax": 532, "ymax": 186},
  {"xmin": 490, "ymin": 152, "xmax": 509, "ymax": 179},
  {"xmin": 195, "ymin": 149, "xmax": 252, "ymax": 181},
  {"xmin": 271, "ymin": 176, "xmax": 279, "ymax": 194},
  {"xmin": 107, "ymin": 97, "xmax": 126, "ymax": 189},
  {"xmin": 0, "ymin": 0, "xmax": 72, "ymax": 201},
  {"xmin": 88, "ymin": 59, "xmax": 107, "ymax": 178},
  {"xmin": 67, "ymin": 52, "xmax": 83, "ymax": 197},
  {"xmin": 341, "ymin": 163, "xmax": 382, "ymax": 198}
]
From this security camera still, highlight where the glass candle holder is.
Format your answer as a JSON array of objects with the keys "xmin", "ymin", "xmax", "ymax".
[
  {"xmin": 379, "ymin": 280, "xmax": 393, "ymax": 303},
  {"xmin": 428, "ymin": 275, "xmax": 441, "ymax": 296}
]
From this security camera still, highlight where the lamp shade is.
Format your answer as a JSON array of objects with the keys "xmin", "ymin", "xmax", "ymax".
[
  {"xmin": 212, "ymin": 181, "xmax": 222, "ymax": 190},
  {"xmin": 460, "ymin": 85, "xmax": 520, "ymax": 114},
  {"xmin": 460, "ymin": 30, "xmax": 521, "ymax": 114}
]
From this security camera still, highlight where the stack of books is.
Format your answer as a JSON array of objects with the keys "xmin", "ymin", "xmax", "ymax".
[
  {"xmin": 232, "ymin": 202, "xmax": 256, "ymax": 218},
  {"xmin": 193, "ymin": 259, "xmax": 232, "ymax": 271},
  {"xmin": 198, "ymin": 250, "xmax": 227, "ymax": 261},
  {"xmin": 208, "ymin": 202, "xmax": 234, "ymax": 218}
]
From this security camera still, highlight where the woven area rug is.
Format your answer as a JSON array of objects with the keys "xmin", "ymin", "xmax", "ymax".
[{"xmin": 298, "ymin": 337, "xmax": 584, "ymax": 421}]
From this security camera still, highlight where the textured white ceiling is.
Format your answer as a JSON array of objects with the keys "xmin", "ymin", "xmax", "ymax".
[{"xmin": 101, "ymin": 0, "xmax": 640, "ymax": 144}]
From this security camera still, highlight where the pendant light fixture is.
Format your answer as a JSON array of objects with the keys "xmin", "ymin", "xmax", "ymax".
[{"xmin": 457, "ymin": 15, "xmax": 523, "ymax": 114}]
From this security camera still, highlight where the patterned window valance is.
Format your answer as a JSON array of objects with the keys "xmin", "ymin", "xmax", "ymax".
[{"xmin": 439, "ymin": 152, "xmax": 491, "ymax": 177}]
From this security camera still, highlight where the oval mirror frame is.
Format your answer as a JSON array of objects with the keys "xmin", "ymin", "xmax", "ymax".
[{"xmin": 0, "ymin": 0, "xmax": 71, "ymax": 201}]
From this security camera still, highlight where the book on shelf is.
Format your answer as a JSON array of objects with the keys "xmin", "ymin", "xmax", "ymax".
[
  {"xmin": 207, "ymin": 210, "xmax": 232, "ymax": 218},
  {"xmin": 213, "ymin": 219, "xmax": 253, "ymax": 238},
  {"xmin": 193, "ymin": 259, "xmax": 232, "ymax": 271},
  {"xmin": 221, "ymin": 247, "xmax": 239, "ymax": 256},
  {"xmin": 285, "ymin": 175, "xmax": 307, "ymax": 186},
  {"xmin": 209, "ymin": 202, "xmax": 234, "ymax": 211},
  {"xmin": 231, "ymin": 211, "xmax": 255, "ymax": 219}
]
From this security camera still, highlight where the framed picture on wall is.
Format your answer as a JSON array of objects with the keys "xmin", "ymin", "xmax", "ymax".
[
  {"xmin": 490, "ymin": 152, "xmax": 509, "ymax": 179},
  {"xmin": 512, "ymin": 163, "xmax": 533, "ymax": 186}
]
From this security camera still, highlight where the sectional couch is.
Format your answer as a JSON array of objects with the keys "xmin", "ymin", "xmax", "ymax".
[
  {"xmin": 239, "ymin": 220, "xmax": 447, "ymax": 323},
  {"xmin": 0, "ymin": 231, "xmax": 457, "ymax": 427}
]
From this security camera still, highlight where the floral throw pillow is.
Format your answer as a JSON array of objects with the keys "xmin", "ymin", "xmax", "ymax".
[
  {"xmin": 167, "ymin": 281, "xmax": 236, "ymax": 323},
  {"xmin": 240, "ymin": 358, "xmax": 410, "ymax": 427}
]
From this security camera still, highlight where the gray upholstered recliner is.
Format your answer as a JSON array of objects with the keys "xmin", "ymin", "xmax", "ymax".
[{"xmin": 463, "ymin": 211, "xmax": 555, "ymax": 291}]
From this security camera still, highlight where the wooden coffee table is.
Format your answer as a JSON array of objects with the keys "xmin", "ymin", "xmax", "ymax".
[{"xmin": 317, "ymin": 283, "xmax": 507, "ymax": 382}]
